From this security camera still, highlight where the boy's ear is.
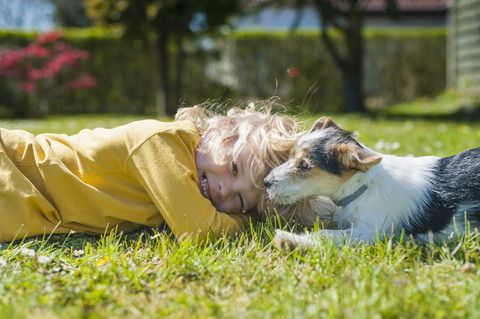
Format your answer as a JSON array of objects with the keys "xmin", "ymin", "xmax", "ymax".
[
  {"xmin": 334, "ymin": 143, "xmax": 382, "ymax": 172},
  {"xmin": 310, "ymin": 116, "xmax": 342, "ymax": 132}
]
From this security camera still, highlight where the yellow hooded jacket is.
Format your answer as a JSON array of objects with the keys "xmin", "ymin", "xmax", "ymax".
[{"xmin": 0, "ymin": 119, "xmax": 249, "ymax": 242}]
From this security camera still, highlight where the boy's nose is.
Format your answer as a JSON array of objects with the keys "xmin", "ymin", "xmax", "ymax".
[{"xmin": 219, "ymin": 179, "xmax": 233, "ymax": 199}]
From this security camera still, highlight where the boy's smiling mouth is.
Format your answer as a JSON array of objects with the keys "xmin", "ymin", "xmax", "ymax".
[{"xmin": 200, "ymin": 172, "xmax": 212, "ymax": 200}]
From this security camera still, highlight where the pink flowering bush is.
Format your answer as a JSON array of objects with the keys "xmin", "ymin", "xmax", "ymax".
[{"xmin": 0, "ymin": 31, "xmax": 97, "ymax": 116}]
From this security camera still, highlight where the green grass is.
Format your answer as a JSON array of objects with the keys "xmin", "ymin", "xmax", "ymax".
[{"xmin": 2, "ymin": 92, "xmax": 480, "ymax": 318}]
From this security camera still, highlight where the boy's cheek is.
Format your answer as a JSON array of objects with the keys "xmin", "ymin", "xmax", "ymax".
[{"xmin": 214, "ymin": 202, "xmax": 236, "ymax": 214}]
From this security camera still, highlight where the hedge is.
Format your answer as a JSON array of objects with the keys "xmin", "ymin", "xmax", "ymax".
[
  {"xmin": 0, "ymin": 27, "xmax": 446, "ymax": 117},
  {"xmin": 230, "ymin": 28, "xmax": 446, "ymax": 112}
]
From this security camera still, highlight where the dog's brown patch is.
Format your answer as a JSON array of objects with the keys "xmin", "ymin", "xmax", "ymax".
[
  {"xmin": 334, "ymin": 143, "xmax": 382, "ymax": 172},
  {"xmin": 310, "ymin": 116, "xmax": 342, "ymax": 132},
  {"xmin": 309, "ymin": 166, "xmax": 347, "ymax": 187}
]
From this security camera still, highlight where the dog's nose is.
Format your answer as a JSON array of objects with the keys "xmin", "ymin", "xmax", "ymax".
[{"xmin": 264, "ymin": 177, "xmax": 272, "ymax": 188}]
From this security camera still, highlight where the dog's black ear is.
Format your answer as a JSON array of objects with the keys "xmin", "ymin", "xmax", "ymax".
[
  {"xmin": 334, "ymin": 143, "xmax": 382, "ymax": 172},
  {"xmin": 310, "ymin": 116, "xmax": 342, "ymax": 132}
]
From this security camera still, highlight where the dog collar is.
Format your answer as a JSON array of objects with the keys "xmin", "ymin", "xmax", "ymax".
[{"xmin": 333, "ymin": 184, "xmax": 368, "ymax": 207}]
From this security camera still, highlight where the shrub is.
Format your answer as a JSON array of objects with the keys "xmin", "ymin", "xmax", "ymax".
[
  {"xmin": 0, "ymin": 28, "xmax": 447, "ymax": 117},
  {"xmin": 0, "ymin": 31, "xmax": 97, "ymax": 117}
]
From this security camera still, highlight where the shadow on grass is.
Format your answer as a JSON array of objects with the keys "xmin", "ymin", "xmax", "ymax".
[
  {"xmin": 4, "ymin": 224, "xmax": 173, "ymax": 253},
  {"xmin": 352, "ymin": 90, "xmax": 480, "ymax": 122},
  {"xmin": 369, "ymin": 104, "xmax": 480, "ymax": 122},
  {"xmin": 365, "ymin": 91, "xmax": 480, "ymax": 122}
]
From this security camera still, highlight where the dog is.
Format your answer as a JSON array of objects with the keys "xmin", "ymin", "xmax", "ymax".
[{"xmin": 264, "ymin": 116, "xmax": 480, "ymax": 249}]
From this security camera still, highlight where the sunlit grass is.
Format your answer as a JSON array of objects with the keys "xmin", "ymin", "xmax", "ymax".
[
  {"xmin": 1, "ymin": 93, "xmax": 480, "ymax": 318},
  {"xmin": 0, "ymin": 114, "xmax": 153, "ymax": 135},
  {"xmin": 3, "ymin": 224, "xmax": 480, "ymax": 318}
]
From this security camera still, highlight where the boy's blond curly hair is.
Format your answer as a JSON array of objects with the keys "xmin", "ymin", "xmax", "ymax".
[{"xmin": 175, "ymin": 100, "xmax": 336, "ymax": 227}]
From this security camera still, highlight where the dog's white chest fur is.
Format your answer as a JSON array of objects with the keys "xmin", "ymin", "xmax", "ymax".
[{"xmin": 334, "ymin": 154, "xmax": 439, "ymax": 233}]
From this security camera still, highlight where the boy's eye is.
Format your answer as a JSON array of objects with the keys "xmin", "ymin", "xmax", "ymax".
[
  {"xmin": 231, "ymin": 161, "xmax": 238, "ymax": 175},
  {"xmin": 231, "ymin": 161, "xmax": 244, "ymax": 210},
  {"xmin": 238, "ymin": 194, "xmax": 244, "ymax": 211}
]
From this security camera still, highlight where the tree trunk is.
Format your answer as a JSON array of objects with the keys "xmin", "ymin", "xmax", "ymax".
[
  {"xmin": 340, "ymin": 68, "xmax": 365, "ymax": 112},
  {"xmin": 154, "ymin": 30, "xmax": 170, "ymax": 116},
  {"xmin": 173, "ymin": 32, "xmax": 185, "ymax": 113},
  {"xmin": 316, "ymin": 0, "xmax": 367, "ymax": 113},
  {"xmin": 342, "ymin": 5, "xmax": 366, "ymax": 113}
]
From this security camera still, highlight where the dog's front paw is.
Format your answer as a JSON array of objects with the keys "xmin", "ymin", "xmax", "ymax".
[
  {"xmin": 273, "ymin": 229, "xmax": 315, "ymax": 251},
  {"xmin": 274, "ymin": 229, "xmax": 298, "ymax": 250}
]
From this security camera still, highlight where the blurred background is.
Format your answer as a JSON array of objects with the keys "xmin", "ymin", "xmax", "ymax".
[{"xmin": 0, "ymin": 0, "xmax": 477, "ymax": 118}]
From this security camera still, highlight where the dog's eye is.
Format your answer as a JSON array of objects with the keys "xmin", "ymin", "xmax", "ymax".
[{"xmin": 298, "ymin": 160, "xmax": 311, "ymax": 171}]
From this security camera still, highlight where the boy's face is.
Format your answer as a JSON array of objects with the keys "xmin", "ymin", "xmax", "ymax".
[{"xmin": 195, "ymin": 148, "xmax": 261, "ymax": 214}]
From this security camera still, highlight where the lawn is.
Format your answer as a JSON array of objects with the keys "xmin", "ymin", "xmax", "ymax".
[{"xmin": 2, "ymin": 92, "xmax": 480, "ymax": 318}]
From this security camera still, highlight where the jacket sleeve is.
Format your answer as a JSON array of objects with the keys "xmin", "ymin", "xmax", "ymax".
[{"xmin": 127, "ymin": 128, "xmax": 251, "ymax": 242}]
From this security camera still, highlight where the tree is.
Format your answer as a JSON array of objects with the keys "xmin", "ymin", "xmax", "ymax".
[
  {"xmin": 48, "ymin": 0, "xmax": 92, "ymax": 27},
  {"xmin": 264, "ymin": 0, "xmax": 399, "ymax": 112},
  {"xmin": 85, "ymin": 0, "xmax": 241, "ymax": 116}
]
